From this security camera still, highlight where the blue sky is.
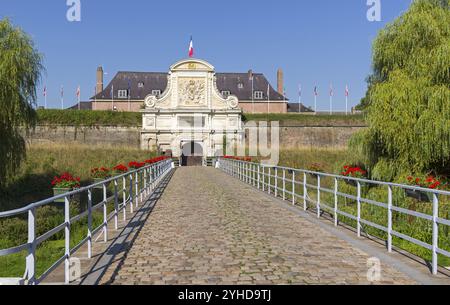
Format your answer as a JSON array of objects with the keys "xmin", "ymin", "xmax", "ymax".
[{"xmin": 1, "ymin": 0, "xmax": 412, "ymax": 111}]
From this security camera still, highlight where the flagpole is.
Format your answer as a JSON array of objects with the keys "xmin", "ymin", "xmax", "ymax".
[
  {"xmin": 251, "ymin": 75, "xmax": 254, "ymax": 114},
  {"xmin": 61, "ymin": 86, "xmax": 64, "ymax": 110},
  {"xmin": 267, "ymin": 84, "xmax": 270, "ymax": 116},
  {"xmin": 330, "ymin": 95, "xmax": 332, "ymax": 115},
  {"xmin": 330, "ymin": 84, "xmax": 333, "ymax": 115},
  {"xmin": 112, "ymin": 85, "xmax": 114, "ymax": 111},
  {"xmin": 78, "ymin": 86, "xmax": 81, "ymax": 110},
  {"xmin": 345, "ymin": 85, "xmax": 349, "ymax": 115},
  {"xmin": 44, "ymin": 87, "xmax": 47, "ymax": 109},
  {"xmin": 298, "ymin": 84, "xmax": 301, "ymax": 114},
  {"xmin": 346, "ymin": 96, "xmax": 348, "ymax": 115},
  {"xmin": 94, "ymin": 86, "xmax": 97, "ymax": 111}
]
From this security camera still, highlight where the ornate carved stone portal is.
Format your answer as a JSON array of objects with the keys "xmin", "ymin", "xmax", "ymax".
[{"xmin": 141, "ymin": 59, "xmax": 244, "ymax": 159}]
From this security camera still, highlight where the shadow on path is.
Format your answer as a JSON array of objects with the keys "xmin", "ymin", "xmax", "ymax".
[{"xmin": 78, "ymin": 169, "xmax": 175, "ymax": 285}]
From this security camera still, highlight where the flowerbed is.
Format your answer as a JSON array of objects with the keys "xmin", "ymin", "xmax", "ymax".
[
  {"xmin": 49, "ymin": 156, "xmax": 170, "ymax": 191},
  {"xmin": 223, "ymin": 156, "xmax": 253, "ymax": 162},
  {"xmin": 91, "ymin": 167, "xmax": 110, "ymax": 179},
  {"xmin": 51, "ymin": 173, "xmax": 81, "ymax": 189},
  {"xmin": 406, "ymin": 175, "xmax": 449, "ymax": 191}
]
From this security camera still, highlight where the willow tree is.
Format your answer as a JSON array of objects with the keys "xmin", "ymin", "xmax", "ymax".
[
  {"xmin": 351, "ymin": 0, "xmax": 450, "ymax": 180},
  {"xmin": 0, "ymin": 19, "xmax": 43, "ymax": 187}
]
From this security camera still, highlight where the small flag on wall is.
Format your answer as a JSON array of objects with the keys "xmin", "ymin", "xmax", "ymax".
[
  {"xmin": 345, "ymin": 85, "xmax": 349, "ymax": 97},
  {"xmin": 188, "ymin": 36, "xmax": 194, "ymax": 58}
]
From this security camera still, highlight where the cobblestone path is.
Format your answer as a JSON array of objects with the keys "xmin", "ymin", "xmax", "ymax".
[{"xmin": 105, "ymin": 167, "xmax": 418, "ymax": 285}]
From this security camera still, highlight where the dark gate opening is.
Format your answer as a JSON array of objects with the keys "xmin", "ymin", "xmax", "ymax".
[{"xmin": 181, "ymin": 142, "xmax": 203, "ymax": 166}]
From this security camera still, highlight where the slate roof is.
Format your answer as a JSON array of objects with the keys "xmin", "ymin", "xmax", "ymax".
[
  {"xmin": 287, "ymin": 103, "xmax": 314, "ymax": 113},
  {"xmin": 92, "ymin": 72, "xmax": 287, "ymax": 102},
  {"xmin": 68, "ymin": 101, "xmax": 93, "ymax": 110}
]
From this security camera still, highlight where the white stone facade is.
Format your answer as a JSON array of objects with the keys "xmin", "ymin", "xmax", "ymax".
[{"xmin": 141, "ymin": 59, "xmax": 244, "ymax": 158}]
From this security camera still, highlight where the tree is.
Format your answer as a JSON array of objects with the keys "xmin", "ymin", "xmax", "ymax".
[
  {"xmin": 351, "ymin": 0, "xmax": 450, "ymax": 180},
  {"xmin": 0, "ymin": 19, "xmax": 43, "ymax": 186}
]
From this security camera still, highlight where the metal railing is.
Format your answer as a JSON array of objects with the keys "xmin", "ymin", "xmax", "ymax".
[
  {"xmin": 218, "ymin": 158, "xmax": 450, "ymax": 275},
  {"xmin": 0, "ymin": 159, "xmax": 173, "ymax": 285}
]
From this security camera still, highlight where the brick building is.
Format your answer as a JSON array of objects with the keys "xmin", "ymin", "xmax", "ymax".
[{"xmin": 90, "ymin": 59, "xmax": 288, "ymax": 113}]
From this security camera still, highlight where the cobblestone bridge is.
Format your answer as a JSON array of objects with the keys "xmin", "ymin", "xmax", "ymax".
[{"xmin": 50, "ymin": 167, "xmax": 449, "ymax": 285}]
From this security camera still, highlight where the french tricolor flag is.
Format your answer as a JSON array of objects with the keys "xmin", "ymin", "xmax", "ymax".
[{"xmin": 188, "ymin": 36, "xmax": 194, "ymax": 58}]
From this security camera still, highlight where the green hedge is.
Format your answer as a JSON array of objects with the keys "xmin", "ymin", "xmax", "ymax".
[
  {"xmin": 36, "ymin": 109, "xmax": 366, "ymax": 127},
  {"xmin": 36, "ymin": 109, "xmax": 142, "ymax": 127},
  {"xmin": 243, "ymin": 113, "xmax": 366, "ymax": 126}
]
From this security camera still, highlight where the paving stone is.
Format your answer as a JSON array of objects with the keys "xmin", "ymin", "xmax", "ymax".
[{"xmin": 102, "ymin": 167, "xmax": 418, "ymax": 285}]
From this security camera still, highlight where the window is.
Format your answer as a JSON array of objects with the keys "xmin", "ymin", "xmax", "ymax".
[
  {"xmin": 254, "ymin": 91, "xmax": 264, "ymax": 99},
  {"xmin": 138, "ymin": 82, "xmax": 144, "ymax": 88},
  {"xmin": 118, "ymin": 90, "xmax": 128, "ymax": 98},
  {"xmin": 152, "ymin": 90, "xmax": 161, "ymax": 97},
  {"xmin": 221, "ymin": 91, "xmax": 231, "ymax": 98},
  {"xmin": 237, "ymin": 83, "xmax": 244, "ymax": 89},
  {"xmin": 178, "ymin": 116, "xmax": 206, "ymax": 129}
]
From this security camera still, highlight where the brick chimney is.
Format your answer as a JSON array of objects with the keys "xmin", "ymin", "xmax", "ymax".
[
  {"xmin": 248, "ymin": 69, "xmax": 253, "ymax": 80},
  {"xmin": 96, "ymin": 66, "xmax": 104, "ymax": 95},
  {"xmin": 277, "ymin": 68, "xmax": 284, "ymax": 94}
]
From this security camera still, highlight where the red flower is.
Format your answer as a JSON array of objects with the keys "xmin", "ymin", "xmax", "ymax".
[{"xmin": 113, "ymin": 164, "xmax": 128, "ymax": 172}]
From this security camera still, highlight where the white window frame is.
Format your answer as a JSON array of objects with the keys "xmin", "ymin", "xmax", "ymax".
[
  {"xmin": 152, "ymin": 90, "xmax": 161, "ymax": 97},
  {"xmin": 237, "ymin": 83, "xmax": 244, "ymax": 89},
  {"xmin": 138, "ymin": 82, "xmax": 144, "ymax": 88},
  {"xmin": 254, "ymin": 91, "xmax": 264, "ymax": 99},
  {"xmin": 221, "ymin": 90, "xmax": 231, "ymax": 98},
  {"xmin": 118, "ymin": 90, "xmax": 128, "ymax": 98}
]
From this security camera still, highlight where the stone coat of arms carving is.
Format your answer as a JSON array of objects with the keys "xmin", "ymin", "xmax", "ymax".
[{"xmin": 179, "ymin": 79, "xmax": 206, "ymax": 106}]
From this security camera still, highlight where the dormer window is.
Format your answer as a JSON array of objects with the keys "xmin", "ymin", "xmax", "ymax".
[
  {"xmin": 221, "ymin": 91, "xmax": 231, "ymax": 98},
  {"xmin": 152, "ymin": 90, "xmax": 161, "ymax": 97},
  {"xmin": 254, "ymin": 91, "xmax": 264, "ymax": 99},
  {"xmin": 118, "ymin": 90, "xmax": 128, "ymax": 98},
  {"xmin": 237, "ymin": 83, "xmax": 244, "ymax": 89}
]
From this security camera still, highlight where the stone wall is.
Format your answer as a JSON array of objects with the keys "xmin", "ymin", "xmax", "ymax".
[
  {"xmin": 23, "ymin": 125, "xmax": 141, "ymax": 148},
  {"xmin": 23, "ymin": 125, "xmax": 366, "ymax": 149},
  {"xmin": 279, "ymin": 126, "xmax": 365, "ymax": 148}
]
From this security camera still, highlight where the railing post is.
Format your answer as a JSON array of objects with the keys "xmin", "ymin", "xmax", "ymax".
[
  {"xmin": 144, "ymin": 168, "xmax": 147, "ymax": 197},
  {"xmin": 103, "ymin": 184, "xmax": 108, "ymax": 243},
  {"xmin": 432, "ymin": 193, "xmax": 439, "ymax": 275},
  {"xmin": 25, "ymin": 207, "xmax": 36, "ymax": 285},
  {"xmin": 387, "ymin": 185, "xmax": 393, "ymax": 252},
  {"xmin": 262, "ymin": 166, "xmax": 265, "ymax": 192},
  {"xmin": 149, "ymin": 167, "xmax": 153, "ymax": 192},
  {"xmin": 122, "ymin": 176, "xmax": 127, "ymax": 221},
  {"xmin": 334, "ymin": 178, "xmax": 338, "ymax": 227},
  {"xmin": 129, "ymin": 173, "xmax": 134, "ymax": 214},
  {"xmin": 275, "ymin": 168, "xmax": 278, "ymax": 198},
  {"xmin": 87, "ymin": 189, "xmax": 93, "ymax": 258},
  {"xmin": 292, "ymin": 171, "xmax": 296, "ymax": 206},
  {"xmin": 140, "ymin": 170, "xmax": 144, "ymax": 203},
  {"xmin": 283, "ymin": 169, "xmax": 286, "ymax": 201},
  {"xmin": 135, "ymin": 171, "xmax": 139, "ymax": 208},
  {"xmin": 257, "ymin": 165, "xmax": 260, "ymax": 189},
  {"xmin": 303, "ymin": 173, "xmax": 307, "ymax": 211},
  {"xmin": 114, "ymin": 179, "xmax": 119, "ymax": 230},
  {"xmin": 357, "ymin": 181, "xmax": 361, "ymax": 237},
  {"xmin": 317, "ymin": 175, "xmax": 321, "ymax": 218},
  {"xmin": 268, "ymin": 168, "xmax": 271, "ymax": 195},
  {"xmin": 251, "ymin": 164, "xmax": 254, "ymax": 186},
  {"xmin": 64, "ymin": 196, "xmax": 70, "ymax": 284}
]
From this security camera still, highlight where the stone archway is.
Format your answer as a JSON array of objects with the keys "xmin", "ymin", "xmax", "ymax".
[{"xmin": 181, "ymin": 141, "xmax": 203, "ymax": 166}]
